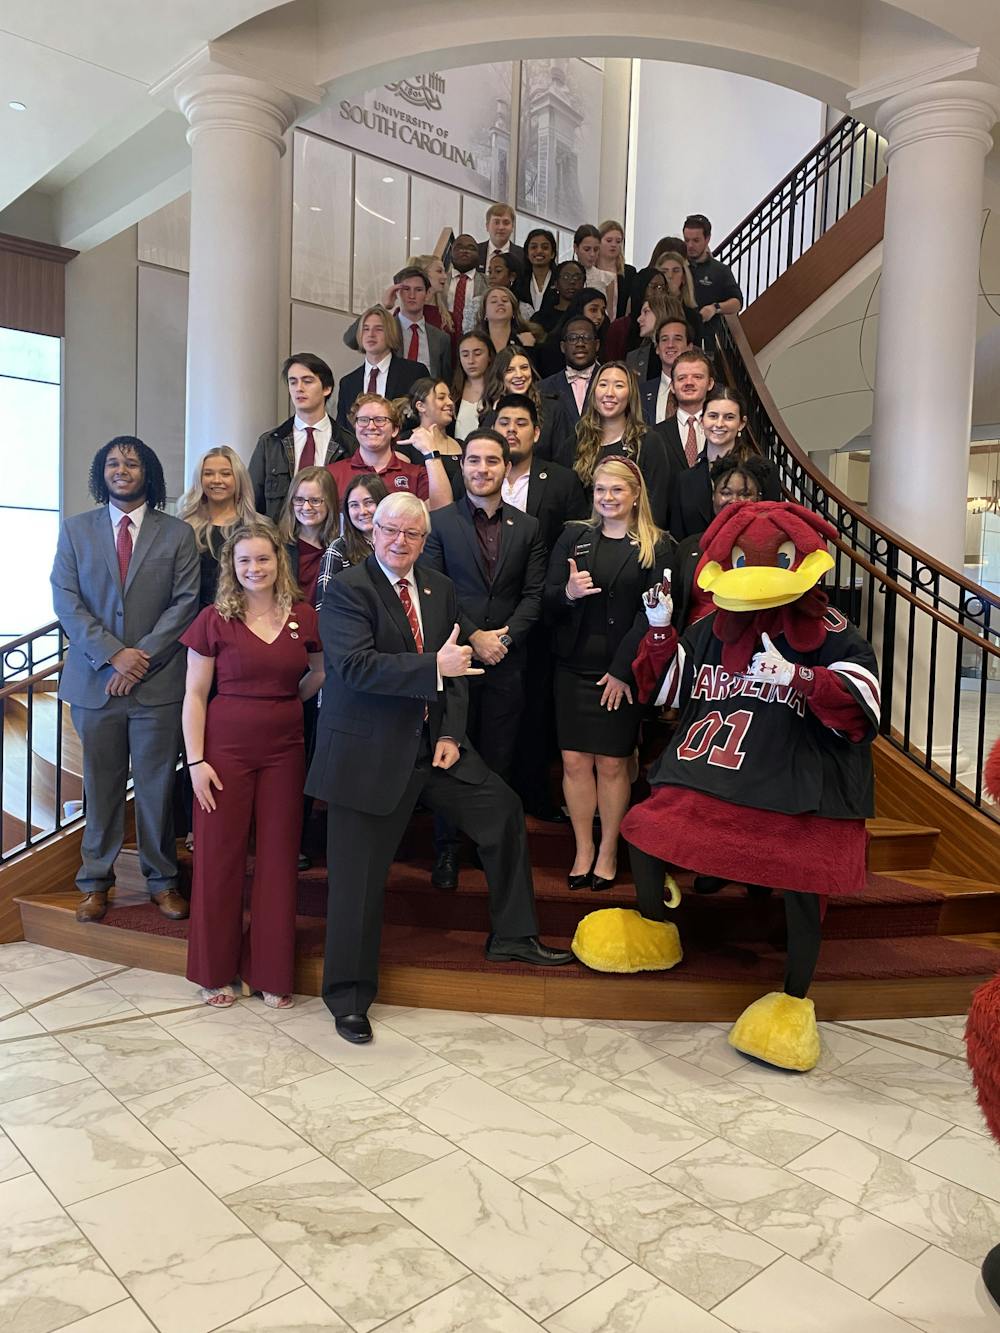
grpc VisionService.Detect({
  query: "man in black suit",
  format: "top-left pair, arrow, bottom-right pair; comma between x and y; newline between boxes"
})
250,353 -> 356,520
539,317 -> 601,426
335,306 -> 428,428
307,491 -> 572,1042
422,428 -> 547,886
477,202 -> 525,278
639,316 -> 692,427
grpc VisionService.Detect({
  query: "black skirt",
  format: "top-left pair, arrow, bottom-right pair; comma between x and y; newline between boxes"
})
554,663 -> 641,757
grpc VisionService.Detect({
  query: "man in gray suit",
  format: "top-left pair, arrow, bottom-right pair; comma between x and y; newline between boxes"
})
51,437 -> 200,922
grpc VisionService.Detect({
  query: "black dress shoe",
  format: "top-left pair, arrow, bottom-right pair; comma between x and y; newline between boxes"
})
567,867 -> 594,891
485,935 -> 574,966
431,849 -> 459,889
591,870 -> 617,892
335,1013 -> 373,1043
693,875 -> 728,895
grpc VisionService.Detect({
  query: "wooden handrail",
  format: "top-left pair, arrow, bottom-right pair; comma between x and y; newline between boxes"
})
2,622 -> 60,655
0,660 -> 64,702
722,312 -> 1000,611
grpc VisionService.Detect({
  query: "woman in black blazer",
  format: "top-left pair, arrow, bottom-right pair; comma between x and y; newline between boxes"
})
545,458 -> 674,892
669,385 -> 780,540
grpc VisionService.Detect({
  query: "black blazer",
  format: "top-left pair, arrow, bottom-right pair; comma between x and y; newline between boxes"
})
639,376 -> 669,427
305,556 -> 488,815
422,501 -> 546,650
335,356 -> 429,428
612,263 -> 638,319
669,453 -> 781,541
524,457 -> 589,554
538,367 -> 598,427
479,395 -> 576,471
477,240 -> 525,277
544,526 -> 675,684
670,532 -> 704,633
590,433 -> 676,533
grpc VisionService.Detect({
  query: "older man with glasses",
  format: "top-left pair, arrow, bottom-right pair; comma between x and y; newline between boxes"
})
307,490 -> 573,1044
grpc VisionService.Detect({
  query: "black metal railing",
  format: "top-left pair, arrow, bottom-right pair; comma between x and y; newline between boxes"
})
714,116 -> 886,307
1,621 -> 83,862
716,315 -> 1000,817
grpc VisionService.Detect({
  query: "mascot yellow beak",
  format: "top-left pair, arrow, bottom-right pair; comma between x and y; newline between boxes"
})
697,549 -> 833,611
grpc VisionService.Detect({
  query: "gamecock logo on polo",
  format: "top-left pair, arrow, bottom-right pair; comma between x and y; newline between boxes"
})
394,476 -> 410,489
385,73 -> 446,112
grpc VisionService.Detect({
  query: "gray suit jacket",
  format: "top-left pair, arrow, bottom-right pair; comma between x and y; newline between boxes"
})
51,506 -> 200,709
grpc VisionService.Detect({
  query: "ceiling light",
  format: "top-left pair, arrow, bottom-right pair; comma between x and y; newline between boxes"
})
309,205 -> 322,212
382,176 -> 394,183
8,101 -> 26,112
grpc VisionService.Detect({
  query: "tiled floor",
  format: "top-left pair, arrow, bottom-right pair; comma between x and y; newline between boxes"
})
0,941 -> 996,1332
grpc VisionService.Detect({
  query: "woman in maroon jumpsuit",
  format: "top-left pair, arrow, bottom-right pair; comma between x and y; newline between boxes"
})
181,519 -> 324,1008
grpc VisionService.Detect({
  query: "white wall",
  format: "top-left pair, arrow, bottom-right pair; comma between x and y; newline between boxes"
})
628,61 -> 825,266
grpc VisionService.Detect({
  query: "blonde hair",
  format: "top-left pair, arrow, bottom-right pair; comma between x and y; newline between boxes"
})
475,288 -> 541,344
408,253 -> 454,333
586,458 -> 662,568
574,361 -> 648,487
656,250 -> 697,309
598,219 -> 626,277
214,519 -> 301,621
278,466 -> 341,547
486,202 -> 515,223
177,446 -> 256,552
358,304 -> 402,356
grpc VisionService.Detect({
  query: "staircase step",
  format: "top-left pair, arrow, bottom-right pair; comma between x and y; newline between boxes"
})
893,870 -> 1000,935
866,818 -> 940,871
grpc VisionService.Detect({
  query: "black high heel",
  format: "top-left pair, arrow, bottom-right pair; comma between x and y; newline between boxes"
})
568,857 -> 596,890
591,868 -> 617,892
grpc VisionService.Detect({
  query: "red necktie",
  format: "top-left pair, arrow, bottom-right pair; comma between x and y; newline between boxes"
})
684,416 -> 699,467
300,425 -> 316,469
406,324 -> 420,361
116,515 -> 133,585
396,579 -> 423,652
367,365 -> 378,393
453,273 -> 468,331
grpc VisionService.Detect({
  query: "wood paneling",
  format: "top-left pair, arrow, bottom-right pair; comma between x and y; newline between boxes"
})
0,232 -> 78,338
741,176 -> 886,353
0,825 -> 85,942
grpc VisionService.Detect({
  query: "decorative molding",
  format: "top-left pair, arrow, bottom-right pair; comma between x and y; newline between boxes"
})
0,232 -> 77,265
875,81 -> 1000,158
148,42 -> 322,113
849,47 -> 1000,114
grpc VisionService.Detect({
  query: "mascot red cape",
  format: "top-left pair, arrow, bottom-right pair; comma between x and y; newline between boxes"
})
572,500 -> 882,1071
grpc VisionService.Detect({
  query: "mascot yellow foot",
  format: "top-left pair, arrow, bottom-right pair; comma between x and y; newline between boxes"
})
728,992 -> 820,1072
572,908 -> 682,973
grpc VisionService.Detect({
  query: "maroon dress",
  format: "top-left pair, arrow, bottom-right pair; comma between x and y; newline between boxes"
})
181,602 -> 320,994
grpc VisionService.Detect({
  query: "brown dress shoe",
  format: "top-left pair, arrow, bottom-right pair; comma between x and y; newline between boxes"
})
151,889 -> 189,920
76,892 -> 108,923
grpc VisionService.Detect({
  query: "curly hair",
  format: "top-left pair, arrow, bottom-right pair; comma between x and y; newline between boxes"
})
574,361 -> 648,486
214,518 -> 301,622
88,436 -> 167,509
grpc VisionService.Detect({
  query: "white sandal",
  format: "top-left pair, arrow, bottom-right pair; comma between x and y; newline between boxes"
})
262,992 -> 294,1009
200,985 -> 236,1007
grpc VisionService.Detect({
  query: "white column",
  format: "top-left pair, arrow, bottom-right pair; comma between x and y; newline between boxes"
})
175,72 -> 296,472
868,80 -> 1000,567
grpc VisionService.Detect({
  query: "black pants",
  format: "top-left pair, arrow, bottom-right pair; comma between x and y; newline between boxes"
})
629,844 -> 823,998
435,655 -> 525,851
324,757 -> 539,1016
511,626 -> 558,815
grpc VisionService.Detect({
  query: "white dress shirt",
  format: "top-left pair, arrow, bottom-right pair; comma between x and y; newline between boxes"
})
584,266 -> 616,298
501,469 -> 531,511
676,406 -> 705,455
377,557 -> 445,692
108,501 -> 146,539
529,271 -> 552,311
292,413 -> 333,470
362,352 -> 392,398
455,398 -> 480,442
448,271 -> 479,334
655,373 -> 672,424
398,315 -> 429,369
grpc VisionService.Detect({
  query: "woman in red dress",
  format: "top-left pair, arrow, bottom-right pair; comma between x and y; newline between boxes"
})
181,519 -> 324,1008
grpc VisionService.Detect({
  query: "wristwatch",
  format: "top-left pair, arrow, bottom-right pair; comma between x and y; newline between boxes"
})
423,450 -> 442,461
714,302 -> 722,314
498,633 -> 513,648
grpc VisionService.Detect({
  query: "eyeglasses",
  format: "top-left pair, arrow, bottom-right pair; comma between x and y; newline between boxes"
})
375,522 -> 425,543
356,416 -> 392,429
292,497 -> 326,510
564,332 -> 596,344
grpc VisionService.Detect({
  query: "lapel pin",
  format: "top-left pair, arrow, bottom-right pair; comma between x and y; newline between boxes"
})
422,587 -> 431,595
506,518 -> 513,525
539,471 -> 547,479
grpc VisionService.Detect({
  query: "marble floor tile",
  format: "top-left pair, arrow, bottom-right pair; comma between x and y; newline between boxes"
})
729,1062 -> 953,1157
255,1067 -> 455,1188
657,1137 -> 925,1296
376,1274 -> 542,1331
68,1165 -> 300,1333
0,1009 -> 46,1038
56,1018 -> 213,1101
0,942 -> 80,977
380,1008 -> 559,1085
835,1048 -> 987,1136
215,1287 -> 347,1330
944,1056 -> 973,1082
1,958 -> 114,1007
48,1300 -> 157,1331
101,967 -> 205,1015
0,1172 -> 125,1333
618,1055 -> 835,1166
872,1245 -> 998,1331
22,983 -> 142,1035
0,1127 -> 31,1183
912,1014 -> 968,1042
0,1035 -> 89,1106
0,981 -> 22,1020
789,1131 -> 1000,1264
242,994 -> 327,1024
912,1125 -> 1000,1202
813,1023 -> 874,1072
503,1059 -> 708,1172
376,1150 -> 629,1321
835,1017 -> 966,1066
543,1263 -> 739,1332
712,1253 -> 915,1332
227,1156 -> 467,1332
484,1014 -> 665,1079
638,1020 -> 760,1076
128,1072 -> 319,1196
382,1064 -> 586,1178
519,1143 -> 779,1310
277,1011 -> 446,1091
155,1004 -> 331,1096
0,1076 -> 176,1206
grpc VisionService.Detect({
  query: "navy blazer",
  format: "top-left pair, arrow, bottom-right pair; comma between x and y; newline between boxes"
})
538,367 -> 598,427
305,557 -> 488,814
